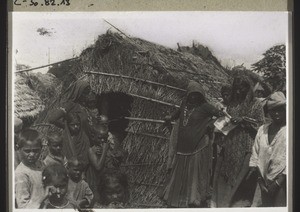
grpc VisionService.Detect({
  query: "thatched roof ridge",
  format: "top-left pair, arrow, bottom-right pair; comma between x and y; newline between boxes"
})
14,74 -> 45,120
81,32 -> 230,101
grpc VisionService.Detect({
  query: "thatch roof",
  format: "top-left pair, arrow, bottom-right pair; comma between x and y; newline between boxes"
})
28,72 -> 62,105
81,32 -> 230,101
14,74 -> 45,120
37,31 -> 232,207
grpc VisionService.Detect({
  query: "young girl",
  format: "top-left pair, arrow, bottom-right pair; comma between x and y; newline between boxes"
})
94,169 -> 129,208
40,164 -> 77,209
249,92 -> 286,207
163,81 -> 224,208
15,129 -> 46,208
66,158 -> 94,209
62,112 -> 90,170
43,131 -> 67,167
86,122 -> 110,203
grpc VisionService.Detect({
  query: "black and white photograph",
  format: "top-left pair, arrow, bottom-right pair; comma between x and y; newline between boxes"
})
11,11 -> 290,211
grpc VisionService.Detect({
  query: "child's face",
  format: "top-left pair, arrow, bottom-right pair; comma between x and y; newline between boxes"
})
68,164 -> 82,182
222,91 -> 230,103
97,132 -> 109,145
20,141 -> 41,166
48,138 -> 63,156
48,177 -> 68,204
68,120 -> 81,136
104,180 -> 126,204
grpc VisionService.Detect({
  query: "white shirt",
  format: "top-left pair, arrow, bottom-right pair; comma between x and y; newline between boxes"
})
249,124 -> 286,182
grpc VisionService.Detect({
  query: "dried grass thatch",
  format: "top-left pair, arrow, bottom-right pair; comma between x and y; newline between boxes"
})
36,31 -> 231,207
28,72 -> 63,105
14,73 -> 45,122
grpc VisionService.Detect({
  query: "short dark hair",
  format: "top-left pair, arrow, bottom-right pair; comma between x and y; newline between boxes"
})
67,157 -> 84,170
97,169 -> 129,205
17,128 -> 42,148
42,164 -> 69,186
66,112 -> 80,124
47,131 -> 62,145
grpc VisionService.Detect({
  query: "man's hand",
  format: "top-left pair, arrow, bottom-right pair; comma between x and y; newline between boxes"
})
258,178 -> 268,193
267,181 -> 280,196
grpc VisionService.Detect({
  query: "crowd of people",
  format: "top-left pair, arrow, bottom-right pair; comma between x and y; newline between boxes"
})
14,74 -> 287,209
14,80 -> 128,209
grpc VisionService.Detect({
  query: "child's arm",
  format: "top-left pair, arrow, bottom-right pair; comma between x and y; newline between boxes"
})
78,181 -> 94,208
15,173 -> 39,208
15,173 -> 49,208
47,102 -> 76,128
88,144 -> 109,171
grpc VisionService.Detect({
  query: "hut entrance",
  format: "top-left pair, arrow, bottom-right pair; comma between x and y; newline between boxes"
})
96,92 -> 133,142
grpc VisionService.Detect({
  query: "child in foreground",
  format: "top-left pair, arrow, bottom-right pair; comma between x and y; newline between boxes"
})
15,129 -> 46,208
94,169 -> 129,208
43,131 -> 67,167
40,164 -> 77,209
66,158 -> 94,209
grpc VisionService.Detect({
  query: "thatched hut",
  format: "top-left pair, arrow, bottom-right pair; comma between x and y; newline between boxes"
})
36,31 -> 231,207
14,73 -> 45,127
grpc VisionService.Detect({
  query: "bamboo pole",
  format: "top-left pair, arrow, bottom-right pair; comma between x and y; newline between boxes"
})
128,93 -> 180,108
15,57 -> 79,73
124,117 -> 175,125
126,130 -> 169,140
129,181 -> 164,187
85,71 -> 186,92
121,163 -> 163,167
31,123 -> 55,128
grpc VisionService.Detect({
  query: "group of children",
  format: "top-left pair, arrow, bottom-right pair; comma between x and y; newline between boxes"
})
14,122 -> 128,209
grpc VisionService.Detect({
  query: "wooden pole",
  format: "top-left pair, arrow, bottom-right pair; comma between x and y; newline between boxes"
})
85,71 -> 186,92
128,93 -> 180,108
124,116 -> 175,125
126,130 -> 169,140
15,57 -> 79,73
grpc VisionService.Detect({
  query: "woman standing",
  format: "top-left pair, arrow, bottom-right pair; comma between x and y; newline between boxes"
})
163,81 -> 223,208
212,75 -> 265,207
45,79 -> 97,167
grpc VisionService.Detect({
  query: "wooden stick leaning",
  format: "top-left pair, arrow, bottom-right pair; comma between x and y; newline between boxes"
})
85,71 -> 186,92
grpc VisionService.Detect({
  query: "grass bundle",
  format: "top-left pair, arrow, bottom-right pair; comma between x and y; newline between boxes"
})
14,74 -> 45,121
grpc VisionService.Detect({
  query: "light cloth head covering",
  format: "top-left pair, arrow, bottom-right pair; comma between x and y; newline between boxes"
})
253,82 -> 264,92
266,91 -> 286,110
